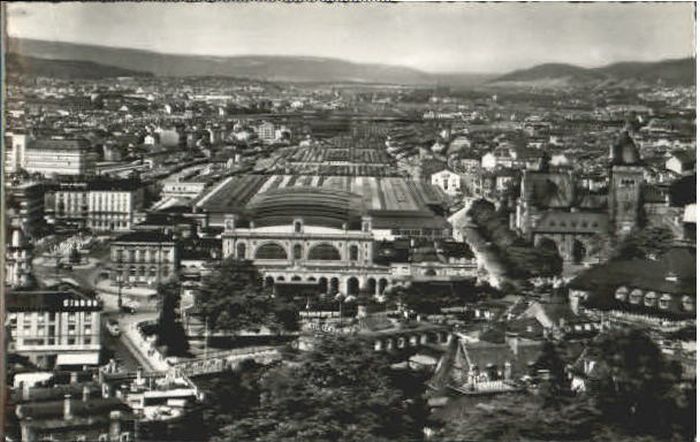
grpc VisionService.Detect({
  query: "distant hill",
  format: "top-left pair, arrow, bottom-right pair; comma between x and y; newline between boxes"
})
8,37 -> 692,88
7,37 -> 436,85
492,58 -> 695,88
6,53 -> 153,79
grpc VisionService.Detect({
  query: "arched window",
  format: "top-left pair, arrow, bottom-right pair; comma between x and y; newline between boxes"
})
293,244 -> 303,260
236,242 -> 246,260
349,245 -> 359,261
255,243 -> 288,260
681,295 -> 695,312
629,289 -> 643,304
614,286 -> 628,301
644,291 -> 657,307
308,243 -> 341,260
294,220 -> 302,233
659,293 -> 672,310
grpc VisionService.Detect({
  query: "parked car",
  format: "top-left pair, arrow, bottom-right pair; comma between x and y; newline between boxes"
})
120,300 -> 139,314
106,320 -> 121,336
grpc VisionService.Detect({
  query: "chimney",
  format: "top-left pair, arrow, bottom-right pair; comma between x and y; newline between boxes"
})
70,372 -> 79,384
63,395 -> 72,420
82,385 -> 90,402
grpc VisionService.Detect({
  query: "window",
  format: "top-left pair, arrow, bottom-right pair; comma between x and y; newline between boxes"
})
98,434 -> 109,442
67,338 -> 76,345
644,292 -> 657,307
681,296 -> 695,312
294,221 -> 302,233
349,245 -> 359,261
293,244 -> 303,260
659,294 -> 672,310
255,243 -> 288,260
629,289 -> 643,305
614,286 -> 628,301
307,243 -> 341,261
236,243 -> 246,259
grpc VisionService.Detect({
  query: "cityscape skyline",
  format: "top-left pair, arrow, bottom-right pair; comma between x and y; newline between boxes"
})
6,2 -> 696,73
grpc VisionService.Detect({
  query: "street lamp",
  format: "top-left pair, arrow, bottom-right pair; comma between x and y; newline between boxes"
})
116,271 -> 123,309
114,256 -> 124,309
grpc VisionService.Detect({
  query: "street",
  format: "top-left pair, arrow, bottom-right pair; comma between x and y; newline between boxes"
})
450,205 -> 510,289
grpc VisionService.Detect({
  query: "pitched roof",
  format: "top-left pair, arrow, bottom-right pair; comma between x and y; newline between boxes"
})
521,171 -> 576,208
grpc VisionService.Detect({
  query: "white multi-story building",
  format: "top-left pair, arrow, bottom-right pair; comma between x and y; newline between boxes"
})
255,121 -> 276,144
431,169 -> 462,196
48,179 -> 144,231
6,290 -> 103,368
23,137 -> 97,177
4,132 -> 28,173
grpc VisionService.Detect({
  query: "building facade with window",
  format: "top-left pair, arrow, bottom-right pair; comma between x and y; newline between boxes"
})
568,246 -> 696,332
221,188 -> 394,296
6,290 -> 102,368
430,169 -> 462,196
23,137 -> 97,177
46,179 -> 144,231
110,231 -> 178,286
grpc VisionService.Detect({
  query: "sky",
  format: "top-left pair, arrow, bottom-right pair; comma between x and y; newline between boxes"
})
5,2 -> 696,73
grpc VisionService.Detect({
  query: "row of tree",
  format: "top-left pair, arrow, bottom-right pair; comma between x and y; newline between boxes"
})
468,199 -> 563,277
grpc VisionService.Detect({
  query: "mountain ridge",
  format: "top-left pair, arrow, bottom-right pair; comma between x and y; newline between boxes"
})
6,53 -> 153,79
492,58 -> 695,87
7,37 -> 695,87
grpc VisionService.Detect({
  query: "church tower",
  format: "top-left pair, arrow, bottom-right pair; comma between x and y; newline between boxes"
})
609,130 -> 644,236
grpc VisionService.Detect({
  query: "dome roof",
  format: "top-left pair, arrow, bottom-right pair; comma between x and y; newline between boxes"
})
246,187 -> 365,229
611,131 -> 641,166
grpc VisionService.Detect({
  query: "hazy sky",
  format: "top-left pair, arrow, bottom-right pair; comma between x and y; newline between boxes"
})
6,2 -> 696,73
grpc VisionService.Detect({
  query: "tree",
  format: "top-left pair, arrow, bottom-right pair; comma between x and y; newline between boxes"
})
198,258 -> 299,333
435,393 -> 602,442
156,281 -> 190,356
532,339 -> 570,405
214,335 -> 431,442
586,328 -> 687,439
197,359 -> 265,439
612,226 -> 674,261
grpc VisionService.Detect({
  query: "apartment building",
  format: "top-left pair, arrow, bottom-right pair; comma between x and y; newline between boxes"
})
6,290 -> 103,369
24,137 -> 97,177
46,179 -> 144,232
110,231 -> 179,286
